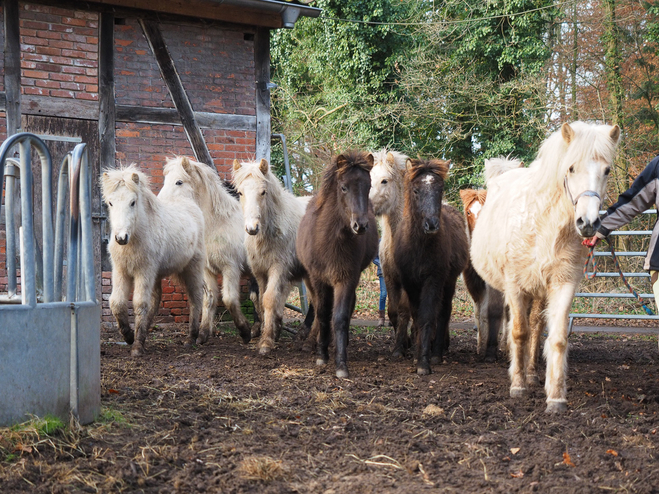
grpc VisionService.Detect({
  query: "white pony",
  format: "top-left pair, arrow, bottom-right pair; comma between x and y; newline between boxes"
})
101,164 -> 206,356
368,149 -> 413,356
232,158 -> 310,354
158,157 -> 252,345
471,122 -> 620,413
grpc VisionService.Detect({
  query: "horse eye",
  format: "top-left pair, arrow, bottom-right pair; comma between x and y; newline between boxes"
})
466,211 -> 471,216
108,201 -> 112,207
261,190 -> 266,196
238,191 -> 243,196
176,180 -> 183,186
604,167 -> 611,176
341,185 -> 348,193
130,200 -> 136,207
381,179 -> 388,185
569,166 -> 575,173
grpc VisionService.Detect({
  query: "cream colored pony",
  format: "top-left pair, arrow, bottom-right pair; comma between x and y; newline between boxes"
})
471,122 -> 620,413
232,158 -> 310,354
101,164 -> 206,356
368,149 -> 412,356
158,157 -> 252,345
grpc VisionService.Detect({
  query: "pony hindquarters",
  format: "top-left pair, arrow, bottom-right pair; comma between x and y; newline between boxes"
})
102,165 -> 205,356
160,156 -> 252,345
297,151 -> 378,378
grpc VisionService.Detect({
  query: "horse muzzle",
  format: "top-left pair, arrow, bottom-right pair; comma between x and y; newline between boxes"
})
115,233 -> 129,245
245,224 -> 260,235
576,217 -> 601,238
351,219 -> 369,235
423,219 -> 440,234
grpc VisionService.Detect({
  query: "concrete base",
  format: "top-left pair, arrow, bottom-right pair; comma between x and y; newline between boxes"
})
0,301 -> 100,426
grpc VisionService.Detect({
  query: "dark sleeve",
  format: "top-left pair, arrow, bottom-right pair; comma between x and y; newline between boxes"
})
599,157 -> 659,236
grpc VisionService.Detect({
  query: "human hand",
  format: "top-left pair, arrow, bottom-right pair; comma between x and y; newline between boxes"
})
581,236 -> 600,247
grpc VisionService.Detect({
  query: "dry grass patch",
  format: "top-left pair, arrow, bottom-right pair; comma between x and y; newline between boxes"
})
270,365 -> 315,379
238,456 -> 288,482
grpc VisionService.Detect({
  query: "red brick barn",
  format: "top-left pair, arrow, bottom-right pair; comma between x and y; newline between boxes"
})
0,0 -> 320,326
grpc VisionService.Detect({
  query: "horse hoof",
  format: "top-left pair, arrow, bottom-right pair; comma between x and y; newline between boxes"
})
392,347 -> 404,359
196,332 -> 209,345
336,365 -> 349,379
130,344 -> 144,357
316,358 -> 328,366
239,328 -> 252,344
251,323 -> 262,339
484,355 -> 496,364
417,366 -> 431,376
545,400 -> 568,414
510,386 -> 527,398
258,345 -> 272,356
430,356 -> 442,366
122,330 -> 135,345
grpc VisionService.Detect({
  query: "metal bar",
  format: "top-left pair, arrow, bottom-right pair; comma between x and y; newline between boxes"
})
585,272 -> 649,278
569,313 -> 659,320
34,134 -> 82,143
19,140 -> 36,306
593,251 -> 646,257
73,144 -> 96,302
54,154 -> 71,301
574,292 -> 654,298
4,159 -> 19,298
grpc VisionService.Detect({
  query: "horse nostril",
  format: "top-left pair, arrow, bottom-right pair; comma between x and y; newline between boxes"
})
593,218 -> 602,231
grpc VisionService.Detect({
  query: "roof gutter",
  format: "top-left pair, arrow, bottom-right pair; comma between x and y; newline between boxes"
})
212,0 -> 321,28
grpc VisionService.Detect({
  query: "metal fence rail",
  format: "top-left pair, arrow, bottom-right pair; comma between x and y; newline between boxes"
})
569,209 -> 659,331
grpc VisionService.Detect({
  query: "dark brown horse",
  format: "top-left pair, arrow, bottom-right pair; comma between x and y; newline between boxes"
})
296,150 -> 378,378
393,158 -> 469,375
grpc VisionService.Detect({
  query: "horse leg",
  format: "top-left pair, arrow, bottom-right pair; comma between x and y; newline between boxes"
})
249,275 -> 262,339
257,270 -> 288,355
431,282 -> 454,365
199,269 -> 219,345
131,276 -> 158,357
109,269 -> 134,345
543,283 -> 576,413
485,287 -> 505,363
299,301 -> 315,343
221,264 -> 252,344
332,282 -> 357,379
180,257 -> 205,347
526,295 -> 546,386
312,282 -> 334,366
413,285 -> 437,376
507,290 -> 532,398
302,282 -> 319,353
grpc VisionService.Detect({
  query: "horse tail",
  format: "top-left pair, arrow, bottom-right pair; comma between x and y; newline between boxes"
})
484,156 -> 523,185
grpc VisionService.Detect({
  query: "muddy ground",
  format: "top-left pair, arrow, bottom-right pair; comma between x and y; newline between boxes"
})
1,321 -> 658,493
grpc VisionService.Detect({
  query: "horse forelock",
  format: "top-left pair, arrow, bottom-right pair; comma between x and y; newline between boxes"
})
406,159 -> 449,184
101,164 -> 151,202
533,121 -> 618,190
371,148 -> 408,177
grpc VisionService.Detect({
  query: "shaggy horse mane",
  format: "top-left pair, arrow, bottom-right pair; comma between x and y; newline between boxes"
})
460,188 -> 487,209
318,150 -> 374,201
405,158 -> 450,183
165,156 -> 237,218
101,164 -> 158,211
371,148 -> 408,176
530,121 -> 619,192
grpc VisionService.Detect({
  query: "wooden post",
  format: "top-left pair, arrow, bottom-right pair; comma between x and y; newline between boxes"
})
4,0 -> 21,135
139,19 -> 214,168
255,27 -> 271,162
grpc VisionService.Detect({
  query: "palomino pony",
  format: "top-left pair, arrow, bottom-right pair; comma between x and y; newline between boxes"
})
232,158 -> 311,355
460,187 -> 505,361
393,158 -> 469,375
297,151 -> 378,378
368,149 -> 412,357
471,122 -> 620,413
158,157 -> 252,345
101,165 -> 206,356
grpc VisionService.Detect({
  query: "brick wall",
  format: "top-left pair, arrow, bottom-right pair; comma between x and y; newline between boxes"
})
0,3 -> 259,328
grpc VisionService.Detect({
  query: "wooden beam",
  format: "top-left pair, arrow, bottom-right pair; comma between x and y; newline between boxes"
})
99,12 -> 116,171
88,0 -> 283,28
116,105 -> 256,131
22,95 -> 99,120
139,19 -> 214,168
254,26 -> 271,162
4,0 -> 21,135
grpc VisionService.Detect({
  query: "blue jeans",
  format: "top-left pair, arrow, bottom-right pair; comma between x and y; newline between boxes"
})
373,255 -> 387,311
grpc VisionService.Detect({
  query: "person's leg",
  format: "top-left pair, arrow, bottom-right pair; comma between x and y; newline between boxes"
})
651,271 -> 659,351
378,273 -> 387,326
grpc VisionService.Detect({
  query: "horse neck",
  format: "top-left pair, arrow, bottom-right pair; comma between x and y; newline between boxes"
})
530,169 -> 579,244
262,178 -> 294,237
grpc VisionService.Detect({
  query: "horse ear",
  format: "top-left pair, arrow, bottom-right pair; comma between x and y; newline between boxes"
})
405,159 -> 415,172
459,189 -> 472,205
181,156 -> 192,173
131,173 -> 139,184
435,160 -> 450,179
336,154 -> 348,169
609,125 -> 621,144
259,158 -> 269,174
232,159 -> 241,172
364,153 -> 374,170
386,152 -> 395,165
561,123 -> 575,144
